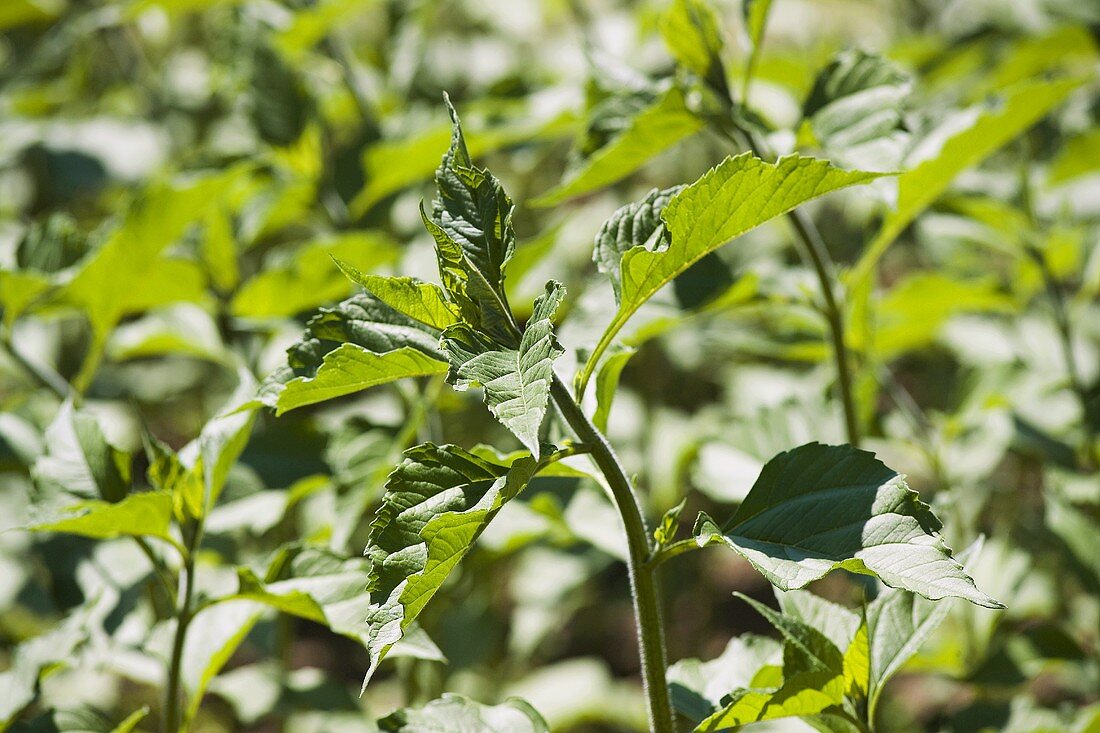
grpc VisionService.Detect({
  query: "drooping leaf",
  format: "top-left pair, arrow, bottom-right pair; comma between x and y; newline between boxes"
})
850,77 -> 1080,286
26,491 -> 174,544
579,154 -> 882,394
361,443 -> 537,687
32,401 -> 130,502
693,442 -> 1001,607
333,259 -> 461,330
532,85 -> 703,206
379,694 -> 549,733
802,50 -> 911,170
660,0 -> 726,92
423,95 -> 519,346
443,281 -> 565,459
592,186 -> 684,302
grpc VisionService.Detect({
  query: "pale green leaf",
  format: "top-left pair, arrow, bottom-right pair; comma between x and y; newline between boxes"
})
33,401 -> 130,502
361,444 -> 536,688
379,694 -> 549,733
742,0 -> 773,90
802,50 -> 911,170
443,281 -> 565,459
668,634 -> 782,723
26,491 -> 173,544
776,589 -> 860,653
694,442 -> 1001,607
182,599 -> 266,724
850,77 -> 1081,286
1049,128 -> 1100,185
0,269 -> 50,329
230,232 -> 398,318
695,594 -> 846,731
349,108 -> 574,217
865,584 -> 952,719
843,621 -> 869,699
592,344 -> 635,432
333,259 -> 461,330
532,85 -> 703,206
660,0 -> 725,87
653,498 -> 686,549
579,154 -> 882,394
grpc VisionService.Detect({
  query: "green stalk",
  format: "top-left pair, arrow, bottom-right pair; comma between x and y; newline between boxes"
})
164,522 -> 202,733
549,375 -> 674,733
716,121 -> 861,446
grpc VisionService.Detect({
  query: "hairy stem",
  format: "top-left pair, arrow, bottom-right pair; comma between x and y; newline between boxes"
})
549,375 -> 674,733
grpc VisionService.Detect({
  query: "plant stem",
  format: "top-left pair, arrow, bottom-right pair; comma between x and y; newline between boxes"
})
0,331 -> 72,401
164,524 -> 201,733
647,538 -> 699,569
549,375 -> 675,733
717,121 -> 861,446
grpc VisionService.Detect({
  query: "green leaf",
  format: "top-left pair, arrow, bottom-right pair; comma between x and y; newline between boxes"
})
423,95 -> 519,347
26,491 -> 174,544
361,443 -> 536,688
660,0 -> 725,90
695,594 -> 846,731
532,85 -> 704,206
9,706 -> 149,733
230,232 -> 398,318
276,344 -> 449,415
33,401 -> 131,502
349,107 -> 574,217
269,292 -> 451,414
0,269 -> 50,329
333,259 -> 462,330
379,694 -> 549,733
865,582 -> 955,719
593,186 -> 684,302
693,442 -> 1001,607
1049,127 -> 1100,185
181,599 -> 266,724
668,634 -> 782,723
776,589 -> 860,653
653,498 -> 686,549
579,154 -> 882,394
592,344 -> 635,432
802,50 -> 911,170
849,77 -> 1080,286
442,281 -> 565,459
843,621 -> 870,699
741,0 -> 773,90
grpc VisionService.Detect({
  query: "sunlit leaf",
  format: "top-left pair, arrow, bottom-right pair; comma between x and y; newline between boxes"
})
361,443 -> 536,687
694,442 -> 1001,606
33,401 -> 130,502
26,491 -> 174,544
580,154 -> 882,394
532,85 -> 703,206
592,186 -> 684,302
379,694 -> 549,733
181,599 -> 266,723
443,281 -> 565,458
850,77 -> 1081,286
333,259 -> 461,330
660,0 -> 726,92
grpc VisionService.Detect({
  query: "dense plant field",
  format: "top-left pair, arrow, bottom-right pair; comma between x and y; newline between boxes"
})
1,0 -> 1098,731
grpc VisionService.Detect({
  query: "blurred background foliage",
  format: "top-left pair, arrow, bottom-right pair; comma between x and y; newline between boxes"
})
0,0 -> 1098,731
